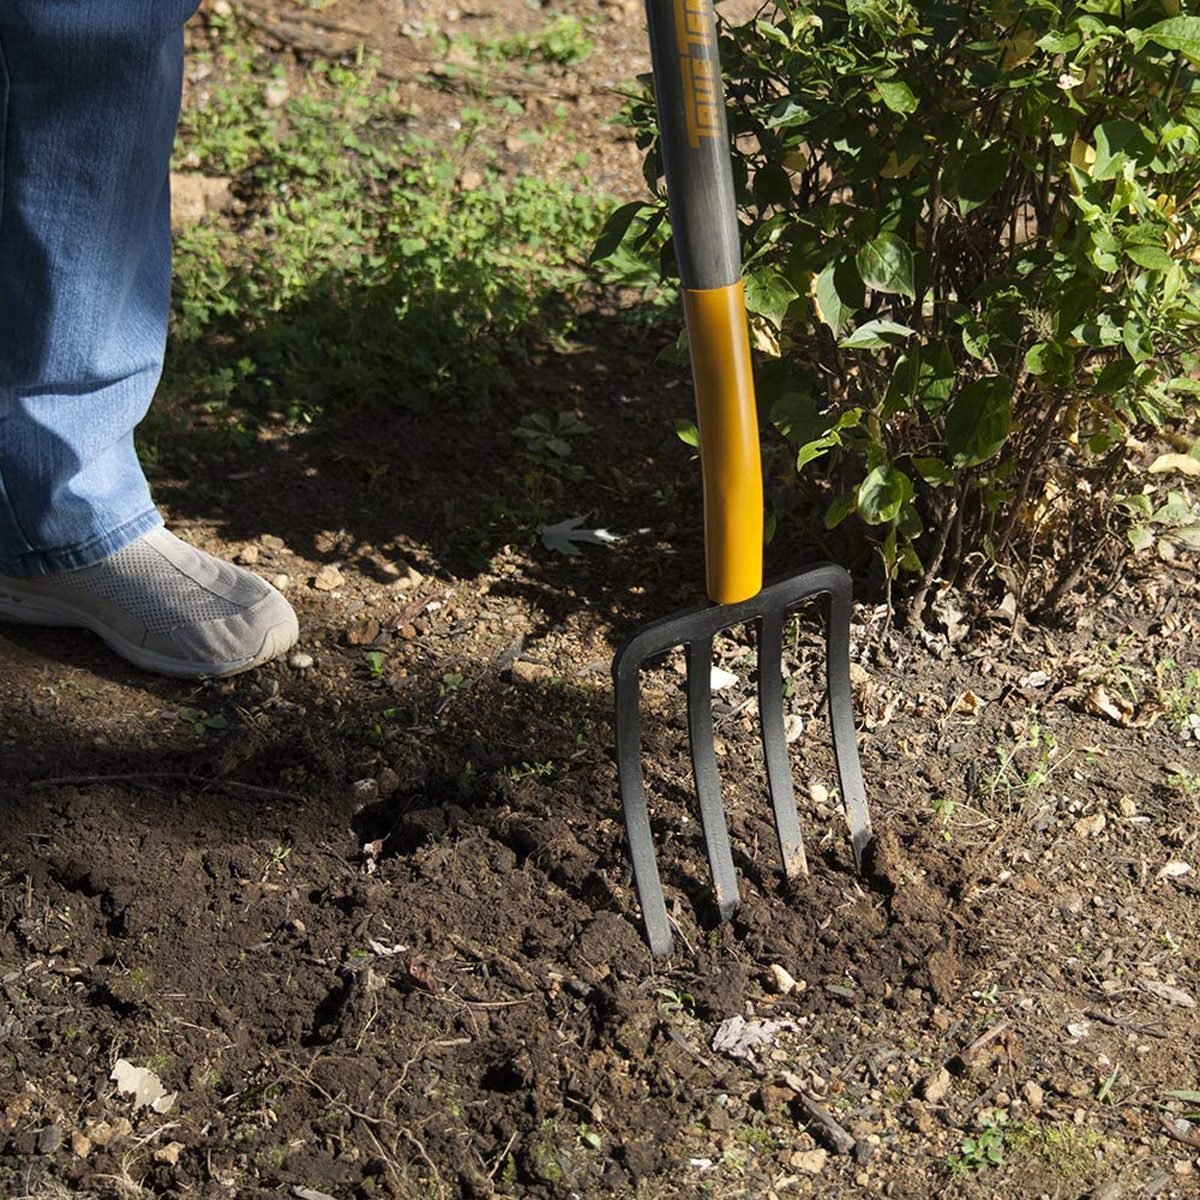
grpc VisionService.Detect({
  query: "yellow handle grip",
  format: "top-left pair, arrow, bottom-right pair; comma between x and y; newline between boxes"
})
682,281 -> 763,605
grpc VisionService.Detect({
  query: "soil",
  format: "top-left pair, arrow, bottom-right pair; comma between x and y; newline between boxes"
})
2,2 -> 1199,1199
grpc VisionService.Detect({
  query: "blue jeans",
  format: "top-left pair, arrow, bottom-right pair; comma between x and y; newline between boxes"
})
0,1 -> 199,578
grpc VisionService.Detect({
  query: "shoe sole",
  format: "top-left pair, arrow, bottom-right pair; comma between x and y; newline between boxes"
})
0,585 -> 299,679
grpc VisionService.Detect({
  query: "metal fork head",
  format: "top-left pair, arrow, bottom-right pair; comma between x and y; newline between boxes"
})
612,563 -> 873,957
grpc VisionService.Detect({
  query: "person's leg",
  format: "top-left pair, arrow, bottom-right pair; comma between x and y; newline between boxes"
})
0,2 -> 299,678
0,0 -> 197,578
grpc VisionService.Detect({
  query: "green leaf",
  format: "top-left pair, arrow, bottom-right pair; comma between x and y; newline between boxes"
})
814,259 -> 864,332
913,456 -> 954,487
1095,357 -> 1137,395
857,465 -> 914,525
856,232 -> 916,299
744,269 -> 799,329
1024,341 -> 1072,378
877,80 -> 918,115
955,144 -> 1009,216
944,377 -> 1012,466
795,408 -> 863,470
839,319 -> 915,350
1092,120 -> 1146,182
588,201 -> 650,264
1127,525 -> 1155,552
1165,1090 -> 1200,1103
824,492 -> 857,530
1140,17 -> 1200,64
673,418 -> 699,447
1124,243 -> 1174,272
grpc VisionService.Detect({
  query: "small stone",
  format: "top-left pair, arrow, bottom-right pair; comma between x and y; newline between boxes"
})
1023,1081 -> 1045,1110
920,1067 -> 952,1104
36,1125 -> 62,1154
260,534 -> 286,551
353,778 -> 379,803
378,767 -> 401,796
71,1131 -> 91,1158
905,1099 -> 935,1134
389,563 -> 424,591
346,617 -> 381,646
790,1148 -> 827,1174
784,714 -> 804,743
169,172 -> 233,227
154,1141 -> 185,1166
263,79 -> 291,108
1074,812 -> 1107,837
1175,1159 -> 1195,1176
511,659 -> 553,684
289,652 -> 314,670
459,168 -> 485,191
313,564 -> 346,591
1059,889 -> 1085,917
271,573 -> 290,592
809,782 -> 829,806
767,964 -> 799,995
236,544 -> 259,565
1118,797 -> 1137,817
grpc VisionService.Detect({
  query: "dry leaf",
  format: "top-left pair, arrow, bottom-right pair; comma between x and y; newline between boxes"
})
400,954 -> 438,994
711,1015 -> 799,1065
110,1060 -> 177,1113
1157,861 -> 1191,881
1142,979 -> 1195,1009
951,689 -> 984,717
1148,453 -> 1200,477
1085,686 -> 1133,727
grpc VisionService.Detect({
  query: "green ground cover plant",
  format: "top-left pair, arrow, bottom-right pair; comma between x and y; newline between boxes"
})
603,0 -> 1200,617
166,24 -> 610,430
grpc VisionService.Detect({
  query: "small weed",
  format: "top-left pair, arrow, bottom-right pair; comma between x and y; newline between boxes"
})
931,794 -> 956,842
948,1110 -> 1011,1174
578,1122 -> 602,1151
655,986 -> 698,1017
363,651 -> 387,679
984,724 -> 1068,808
506,760 -> 556,783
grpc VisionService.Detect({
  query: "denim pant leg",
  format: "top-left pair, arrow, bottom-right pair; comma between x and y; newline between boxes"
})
0,0 -> 200,578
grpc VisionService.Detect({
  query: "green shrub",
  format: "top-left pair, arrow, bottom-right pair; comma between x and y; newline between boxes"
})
606,0 -> 1200,617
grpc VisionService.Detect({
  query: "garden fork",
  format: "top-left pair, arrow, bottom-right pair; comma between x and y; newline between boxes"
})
613,0 -> 873,957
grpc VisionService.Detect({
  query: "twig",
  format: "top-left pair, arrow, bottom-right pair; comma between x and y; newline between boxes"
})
957,1020 -> 1011,1067
487,1130 -> 519,1181
31,772 -> 309,804
1083,1008 -> 1167,1040
783,1074 -> 856,1155
1161,1113 -> 1200,1151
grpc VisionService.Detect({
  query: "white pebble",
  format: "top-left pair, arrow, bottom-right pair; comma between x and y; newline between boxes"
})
289,652 -> 314,670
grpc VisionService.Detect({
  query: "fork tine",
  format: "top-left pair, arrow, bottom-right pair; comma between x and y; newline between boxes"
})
685,637 -> 739,921
824,577 -> 873,870
756,613 -> 808,881
613,646 -> 674,958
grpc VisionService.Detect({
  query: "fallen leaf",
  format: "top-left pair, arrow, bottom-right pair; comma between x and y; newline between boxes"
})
1157,861 -> 1191,881
711,1015 -> 798,1065
1085,686 -> 1133,727
1142,979 -> 1195,1009
400,954 -> 438,994
154,1141 -> 185,1165
710,666 -> 738,691
110,1060 -> 177,1114
536,516 -> 621,556
1148,453 -> 1200,477
951,689 -> 984,717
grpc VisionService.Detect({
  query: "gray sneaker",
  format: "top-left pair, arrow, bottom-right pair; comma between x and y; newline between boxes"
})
0,527 -> 299,678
